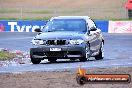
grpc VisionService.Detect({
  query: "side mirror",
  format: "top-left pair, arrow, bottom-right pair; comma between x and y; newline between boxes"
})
90,27 -> 97,31
34,28 -> 42,32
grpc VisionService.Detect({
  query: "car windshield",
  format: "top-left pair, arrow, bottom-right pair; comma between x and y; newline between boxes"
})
43,19 -> 87,32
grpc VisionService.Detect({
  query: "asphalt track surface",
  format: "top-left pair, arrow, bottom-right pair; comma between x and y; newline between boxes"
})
0,32 -> 132,73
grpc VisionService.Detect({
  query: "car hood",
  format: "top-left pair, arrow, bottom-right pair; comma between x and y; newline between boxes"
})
34,31 -> 86,40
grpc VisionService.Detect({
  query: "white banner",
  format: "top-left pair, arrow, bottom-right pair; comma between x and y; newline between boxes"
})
108,21 -> 132,33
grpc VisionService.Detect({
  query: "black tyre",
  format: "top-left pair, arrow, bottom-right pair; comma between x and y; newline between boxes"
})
48,58 -> 57,63
95,42 -> 104,60
79,57 -> 87,62
31,58 -> 41,64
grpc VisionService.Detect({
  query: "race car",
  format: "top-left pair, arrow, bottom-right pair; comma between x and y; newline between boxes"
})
30,16 -> 104,64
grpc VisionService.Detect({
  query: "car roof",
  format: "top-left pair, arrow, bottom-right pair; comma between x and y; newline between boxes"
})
50,16 -> 90,20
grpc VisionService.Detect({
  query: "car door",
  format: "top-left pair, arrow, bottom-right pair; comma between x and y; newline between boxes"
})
87,19 -> 102,53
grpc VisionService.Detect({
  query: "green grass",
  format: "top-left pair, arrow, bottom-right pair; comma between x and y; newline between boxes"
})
0,9 -> 19,13
0,9 -> 51,14
26,10 -> 51,14
92,18 -> 132,21
0,51 -> 16,61
0,17 -> 132,21
0,17 -> 51,21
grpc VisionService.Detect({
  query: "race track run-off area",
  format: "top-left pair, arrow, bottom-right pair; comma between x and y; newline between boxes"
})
0,32 -> 132,73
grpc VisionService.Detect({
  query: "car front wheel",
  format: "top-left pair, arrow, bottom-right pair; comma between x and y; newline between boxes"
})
31,58 -> 41,64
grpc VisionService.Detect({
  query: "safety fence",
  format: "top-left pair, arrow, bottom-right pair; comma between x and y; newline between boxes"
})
0,20 -> 132,33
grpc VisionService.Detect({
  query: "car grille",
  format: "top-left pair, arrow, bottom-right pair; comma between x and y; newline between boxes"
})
46,40 -> 66,45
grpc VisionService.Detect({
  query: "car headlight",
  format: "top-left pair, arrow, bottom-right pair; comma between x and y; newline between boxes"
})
32,39 -> 45,45
69,39 -> 84,45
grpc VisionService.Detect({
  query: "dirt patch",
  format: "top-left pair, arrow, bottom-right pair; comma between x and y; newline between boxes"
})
0,67 -> 131,88
0,0 -> 127,9
0,0 -> 128,19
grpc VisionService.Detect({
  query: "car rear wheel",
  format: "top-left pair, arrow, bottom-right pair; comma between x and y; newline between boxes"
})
31,58 -> 41,64
95,42 -> 104,60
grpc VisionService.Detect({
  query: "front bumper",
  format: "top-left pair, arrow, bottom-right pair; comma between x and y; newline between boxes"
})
30,45 -> 86,59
